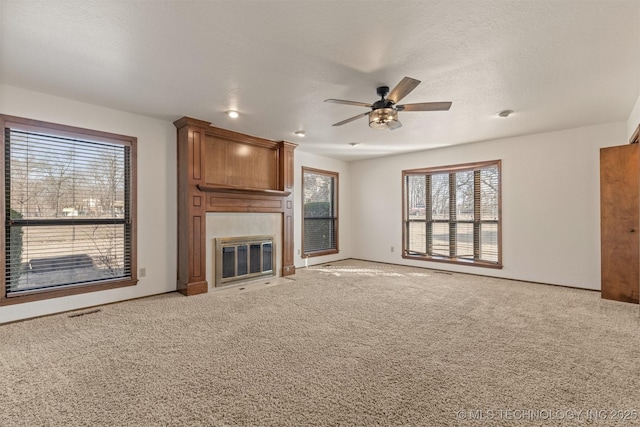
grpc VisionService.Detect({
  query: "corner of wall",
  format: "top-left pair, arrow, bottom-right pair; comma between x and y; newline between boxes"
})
628,90 -> 640,141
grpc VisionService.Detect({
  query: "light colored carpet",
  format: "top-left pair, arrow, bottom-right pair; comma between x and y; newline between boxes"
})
1,259 -> 639,426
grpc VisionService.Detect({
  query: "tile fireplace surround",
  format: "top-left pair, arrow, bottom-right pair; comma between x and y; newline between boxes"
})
206,213 -> 282,290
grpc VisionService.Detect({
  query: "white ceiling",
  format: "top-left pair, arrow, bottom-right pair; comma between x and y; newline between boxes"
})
1,0 -> 639,161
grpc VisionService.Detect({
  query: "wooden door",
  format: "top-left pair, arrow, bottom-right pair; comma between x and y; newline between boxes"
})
600,144 -> 640,303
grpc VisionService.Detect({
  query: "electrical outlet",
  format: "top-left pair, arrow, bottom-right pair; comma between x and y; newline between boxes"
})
139,267 -> 147,278
297,249 -> 301,255
391,246 -> 394,252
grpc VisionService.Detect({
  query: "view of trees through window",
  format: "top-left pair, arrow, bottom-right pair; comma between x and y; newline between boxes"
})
3,119 -> 135,297
302,167 -> 338,256
403,161 -> 501,266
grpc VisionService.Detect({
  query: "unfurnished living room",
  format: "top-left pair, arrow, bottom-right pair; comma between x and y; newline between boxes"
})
1,1 -> 640,426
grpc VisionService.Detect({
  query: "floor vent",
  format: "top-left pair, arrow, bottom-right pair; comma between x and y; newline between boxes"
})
68,309 -> 101,318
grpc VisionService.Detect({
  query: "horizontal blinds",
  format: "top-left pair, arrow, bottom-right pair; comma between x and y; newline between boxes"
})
7,129 -> 127,219
403,162 -> 500,264
479,166 -> 499,262
303,170 -> 337,253
303,218 -> 337,253
455,170 -> 474,259
429,173 -> 449,256
405,175 -> 427,254
5,128 -> 131,294
430,173 -> 449,220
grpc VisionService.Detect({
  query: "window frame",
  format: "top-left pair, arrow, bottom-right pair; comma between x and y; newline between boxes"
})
0,115 -> 137,306
402,159 -> 502,269
302,166 -> 339,257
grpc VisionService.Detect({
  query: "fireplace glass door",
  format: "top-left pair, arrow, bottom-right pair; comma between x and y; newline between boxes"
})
216,235 -> 275,286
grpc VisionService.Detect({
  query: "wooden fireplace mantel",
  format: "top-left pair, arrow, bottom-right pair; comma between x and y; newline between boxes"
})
174,116 -> 297,296
197,184 -> 291,197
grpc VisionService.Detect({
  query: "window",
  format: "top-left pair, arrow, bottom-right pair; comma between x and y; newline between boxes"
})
302,167 -> 338,257
403,160 -> 501,268
1,115 -> 137,305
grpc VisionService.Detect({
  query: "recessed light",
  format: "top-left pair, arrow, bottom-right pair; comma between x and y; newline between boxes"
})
294,131 -> 305,137
497,109 -> 513,118
226,110 -> 239,119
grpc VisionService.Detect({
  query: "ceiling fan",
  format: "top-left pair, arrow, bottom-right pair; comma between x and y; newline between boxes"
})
325,76 -> 452,130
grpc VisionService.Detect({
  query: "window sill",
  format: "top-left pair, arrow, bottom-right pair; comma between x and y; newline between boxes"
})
0,278 -> 138,306
303,249 -> 339,258
402,253 -> 503,269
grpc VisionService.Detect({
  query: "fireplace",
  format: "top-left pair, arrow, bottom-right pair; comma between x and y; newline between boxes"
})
206,212 -> 282,289
215,235 -> 275,286
175,117 -> 296,296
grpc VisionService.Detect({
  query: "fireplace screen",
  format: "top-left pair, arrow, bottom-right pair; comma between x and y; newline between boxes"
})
215,235 -> 275,286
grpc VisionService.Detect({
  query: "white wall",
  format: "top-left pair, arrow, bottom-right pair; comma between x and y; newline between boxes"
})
350,121 -> 627,290
0,85 -> 177,323
294,150 -> 352,268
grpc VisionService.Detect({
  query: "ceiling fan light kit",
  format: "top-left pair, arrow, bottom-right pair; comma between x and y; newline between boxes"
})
369,108 -> 399,129
325,76 -> 452,131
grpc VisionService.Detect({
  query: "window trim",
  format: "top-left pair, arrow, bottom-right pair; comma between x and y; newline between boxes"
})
402,159 -> 502,269
0,114 -> 138,306
302,166 -> 339,257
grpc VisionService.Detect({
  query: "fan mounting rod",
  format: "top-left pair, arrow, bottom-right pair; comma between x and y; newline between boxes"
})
376,86 -> 389,99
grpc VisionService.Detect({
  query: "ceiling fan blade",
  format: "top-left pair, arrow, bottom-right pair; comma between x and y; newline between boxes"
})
324,99 -> 372,108
387,119 -> 402,130
396,102 -> 452,112
387,77 -> 421,104
332,111 -> 371,126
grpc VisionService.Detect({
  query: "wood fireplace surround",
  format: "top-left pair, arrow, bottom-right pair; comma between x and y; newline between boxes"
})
174,117 -> 296,296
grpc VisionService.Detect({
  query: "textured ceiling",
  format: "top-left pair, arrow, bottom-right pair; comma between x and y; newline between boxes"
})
1,0 -> 639,161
